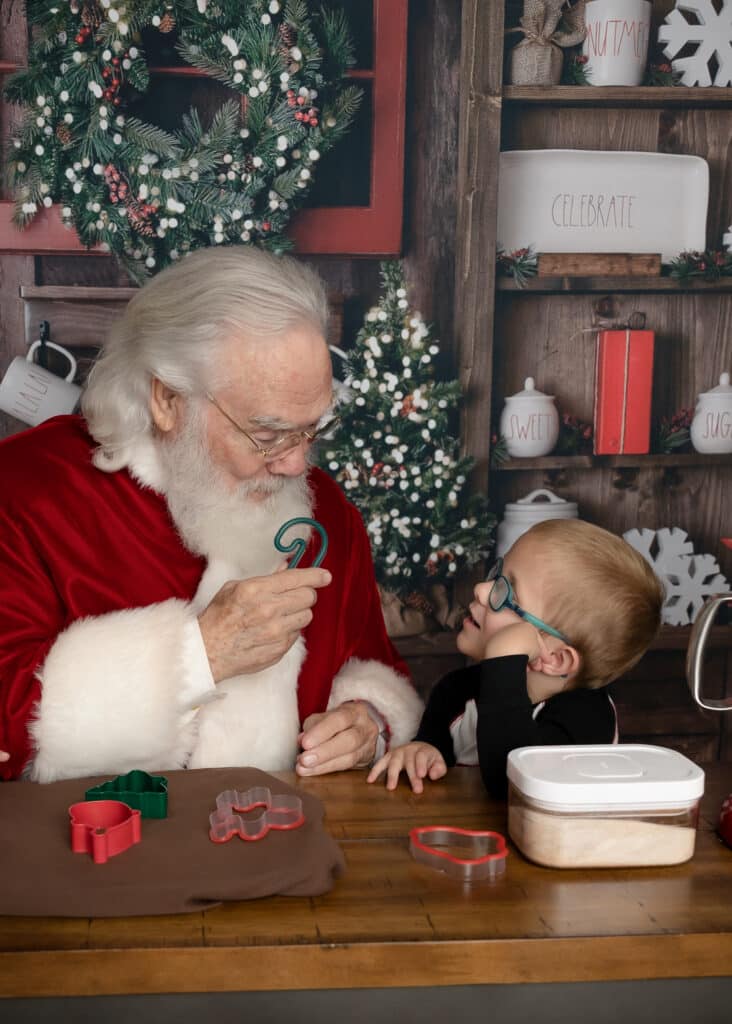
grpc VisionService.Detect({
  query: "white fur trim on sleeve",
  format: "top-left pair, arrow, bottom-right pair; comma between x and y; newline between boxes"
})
28,600 -> 215,783
328,658 -> 423,747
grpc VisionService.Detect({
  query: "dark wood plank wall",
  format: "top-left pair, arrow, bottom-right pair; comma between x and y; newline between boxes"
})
0,0 -> 34,439
1,1 -> 730,758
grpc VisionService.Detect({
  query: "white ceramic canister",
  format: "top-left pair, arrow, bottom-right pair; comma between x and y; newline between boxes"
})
690,372 -> 732,454
496,488 -> 579,557
582,0 -> 652,87
499,377 -> 560,458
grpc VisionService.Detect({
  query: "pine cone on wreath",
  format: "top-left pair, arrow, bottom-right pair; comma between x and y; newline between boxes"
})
278,22 -> 298,64
55,122 -> 72,145
159,12 -> 176,33
81,1 -> 102,28
279,22 -> 296,48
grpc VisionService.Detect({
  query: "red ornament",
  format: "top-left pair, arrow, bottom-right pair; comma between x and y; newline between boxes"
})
262,221 -> 270,231
112,57 -> 120,66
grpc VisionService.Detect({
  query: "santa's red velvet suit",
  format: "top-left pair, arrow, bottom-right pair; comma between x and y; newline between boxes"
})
0,416 -> 422,782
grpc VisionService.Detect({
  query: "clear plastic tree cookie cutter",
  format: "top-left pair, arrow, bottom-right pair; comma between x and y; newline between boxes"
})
209,787 -> 305,843
409,826 -> 508,882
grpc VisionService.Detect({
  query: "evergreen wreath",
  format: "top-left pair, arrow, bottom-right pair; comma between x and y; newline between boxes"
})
4,0 -> 360,282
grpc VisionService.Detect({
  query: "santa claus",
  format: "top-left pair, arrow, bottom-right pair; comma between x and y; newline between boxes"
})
0,247 -> 423,782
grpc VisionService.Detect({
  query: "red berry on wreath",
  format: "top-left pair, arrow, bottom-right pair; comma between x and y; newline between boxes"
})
262,221 -> 270,231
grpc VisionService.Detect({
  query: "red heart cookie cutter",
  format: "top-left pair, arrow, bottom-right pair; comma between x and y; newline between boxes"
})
409,825 -> 508,881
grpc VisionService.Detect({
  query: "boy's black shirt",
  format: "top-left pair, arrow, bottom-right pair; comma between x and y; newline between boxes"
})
415,655 -> 617,797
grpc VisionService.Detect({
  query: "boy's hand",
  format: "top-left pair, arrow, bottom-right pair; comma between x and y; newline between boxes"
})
484,620 -> 547,661
366,741 -> 447,794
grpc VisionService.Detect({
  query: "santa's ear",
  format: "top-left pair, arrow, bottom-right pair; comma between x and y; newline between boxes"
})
150,377 -> 182,434
528,641 -> 581,681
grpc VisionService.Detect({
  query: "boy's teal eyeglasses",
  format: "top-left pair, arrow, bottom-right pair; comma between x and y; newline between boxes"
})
485,558 -> 570,643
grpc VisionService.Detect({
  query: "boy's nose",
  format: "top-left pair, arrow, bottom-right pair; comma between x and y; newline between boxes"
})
474,581 -> 491,605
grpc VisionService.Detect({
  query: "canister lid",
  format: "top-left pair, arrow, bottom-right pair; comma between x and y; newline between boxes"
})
506,377 -> 555,401
504,488 -> 578,518
697,371 -> 731,399
507,744 -> 705,809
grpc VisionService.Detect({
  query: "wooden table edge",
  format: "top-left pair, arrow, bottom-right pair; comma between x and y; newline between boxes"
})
2,933 -> 731,998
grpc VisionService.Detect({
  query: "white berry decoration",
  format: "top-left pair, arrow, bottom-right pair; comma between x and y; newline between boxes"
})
658,1 -> 732,86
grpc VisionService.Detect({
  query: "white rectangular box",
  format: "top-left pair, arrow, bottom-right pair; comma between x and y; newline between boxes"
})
497,150 -> 709,263
507,744 -> 705,869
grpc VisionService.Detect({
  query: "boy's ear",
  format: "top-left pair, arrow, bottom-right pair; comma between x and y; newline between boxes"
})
528,642 -> 581,680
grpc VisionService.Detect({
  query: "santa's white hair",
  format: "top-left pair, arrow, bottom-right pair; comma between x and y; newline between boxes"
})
82,246 -> 329,471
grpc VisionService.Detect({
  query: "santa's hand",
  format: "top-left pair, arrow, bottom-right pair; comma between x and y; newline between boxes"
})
197,566 -> 331,682
0,751 -> 9,763
367,742 -> 446,794
296,702 -> 378,776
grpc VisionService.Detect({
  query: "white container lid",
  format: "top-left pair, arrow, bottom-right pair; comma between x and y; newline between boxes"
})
505,377 -> 555,402
507,744 -> 705,811
504,489 -> 578,519
698,371 -> 731,400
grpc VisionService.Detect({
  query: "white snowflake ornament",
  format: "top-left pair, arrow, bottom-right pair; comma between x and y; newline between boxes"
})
658,1 -> 732,86
624,526 -> 729,626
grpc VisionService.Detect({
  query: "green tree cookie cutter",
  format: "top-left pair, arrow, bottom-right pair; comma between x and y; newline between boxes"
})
85,770 -> 168,819
274,517 -> 329,568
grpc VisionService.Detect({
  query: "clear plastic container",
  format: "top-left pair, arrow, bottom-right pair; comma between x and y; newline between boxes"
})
507,744 -> 705,869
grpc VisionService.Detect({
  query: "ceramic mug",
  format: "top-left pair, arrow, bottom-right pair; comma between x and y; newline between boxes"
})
0,340 -> 82,427
582,0 -> 652,86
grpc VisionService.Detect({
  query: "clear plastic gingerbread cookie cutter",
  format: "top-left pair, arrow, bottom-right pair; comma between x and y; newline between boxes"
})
209,787 -> 305,843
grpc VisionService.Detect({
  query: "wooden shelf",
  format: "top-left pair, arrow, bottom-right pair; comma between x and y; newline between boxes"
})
497,275 -> 732,293
503,85 -> 732,108
395,624 -> 731,656
493,453 -> 730,472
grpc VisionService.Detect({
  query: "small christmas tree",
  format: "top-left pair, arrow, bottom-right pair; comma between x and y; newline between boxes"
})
320,262 -> 494,604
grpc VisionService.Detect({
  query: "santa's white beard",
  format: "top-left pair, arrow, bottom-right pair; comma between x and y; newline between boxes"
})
156,403 -> 313,580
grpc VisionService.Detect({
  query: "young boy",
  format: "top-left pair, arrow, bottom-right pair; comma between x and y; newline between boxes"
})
367,519 -> 664,797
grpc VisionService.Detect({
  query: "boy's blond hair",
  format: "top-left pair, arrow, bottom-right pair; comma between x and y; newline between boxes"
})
521,519 -> 664,689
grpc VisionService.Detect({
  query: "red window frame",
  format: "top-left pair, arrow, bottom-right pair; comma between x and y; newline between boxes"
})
0,0 -> 407,257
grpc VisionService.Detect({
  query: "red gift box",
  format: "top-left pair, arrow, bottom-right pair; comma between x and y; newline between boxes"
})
594,329 -> 655,454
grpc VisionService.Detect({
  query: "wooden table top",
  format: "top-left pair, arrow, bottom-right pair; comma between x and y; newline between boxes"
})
1,764 -> 731,998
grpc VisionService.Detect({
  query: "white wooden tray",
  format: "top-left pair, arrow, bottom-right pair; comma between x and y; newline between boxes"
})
497,150 -> 708,262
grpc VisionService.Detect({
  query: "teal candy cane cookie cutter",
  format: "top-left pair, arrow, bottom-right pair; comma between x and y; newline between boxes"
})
274,517 -> 329,568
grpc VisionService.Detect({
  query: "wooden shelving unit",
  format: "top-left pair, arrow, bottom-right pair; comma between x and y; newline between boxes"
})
503,85 -> 732,107
447,2 -> 732,762
493,453 -> 729,472
497,276 -> 732,293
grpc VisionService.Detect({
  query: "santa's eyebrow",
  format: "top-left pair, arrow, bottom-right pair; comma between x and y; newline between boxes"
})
249,414 -> 299,431
249,398 -> 336,432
